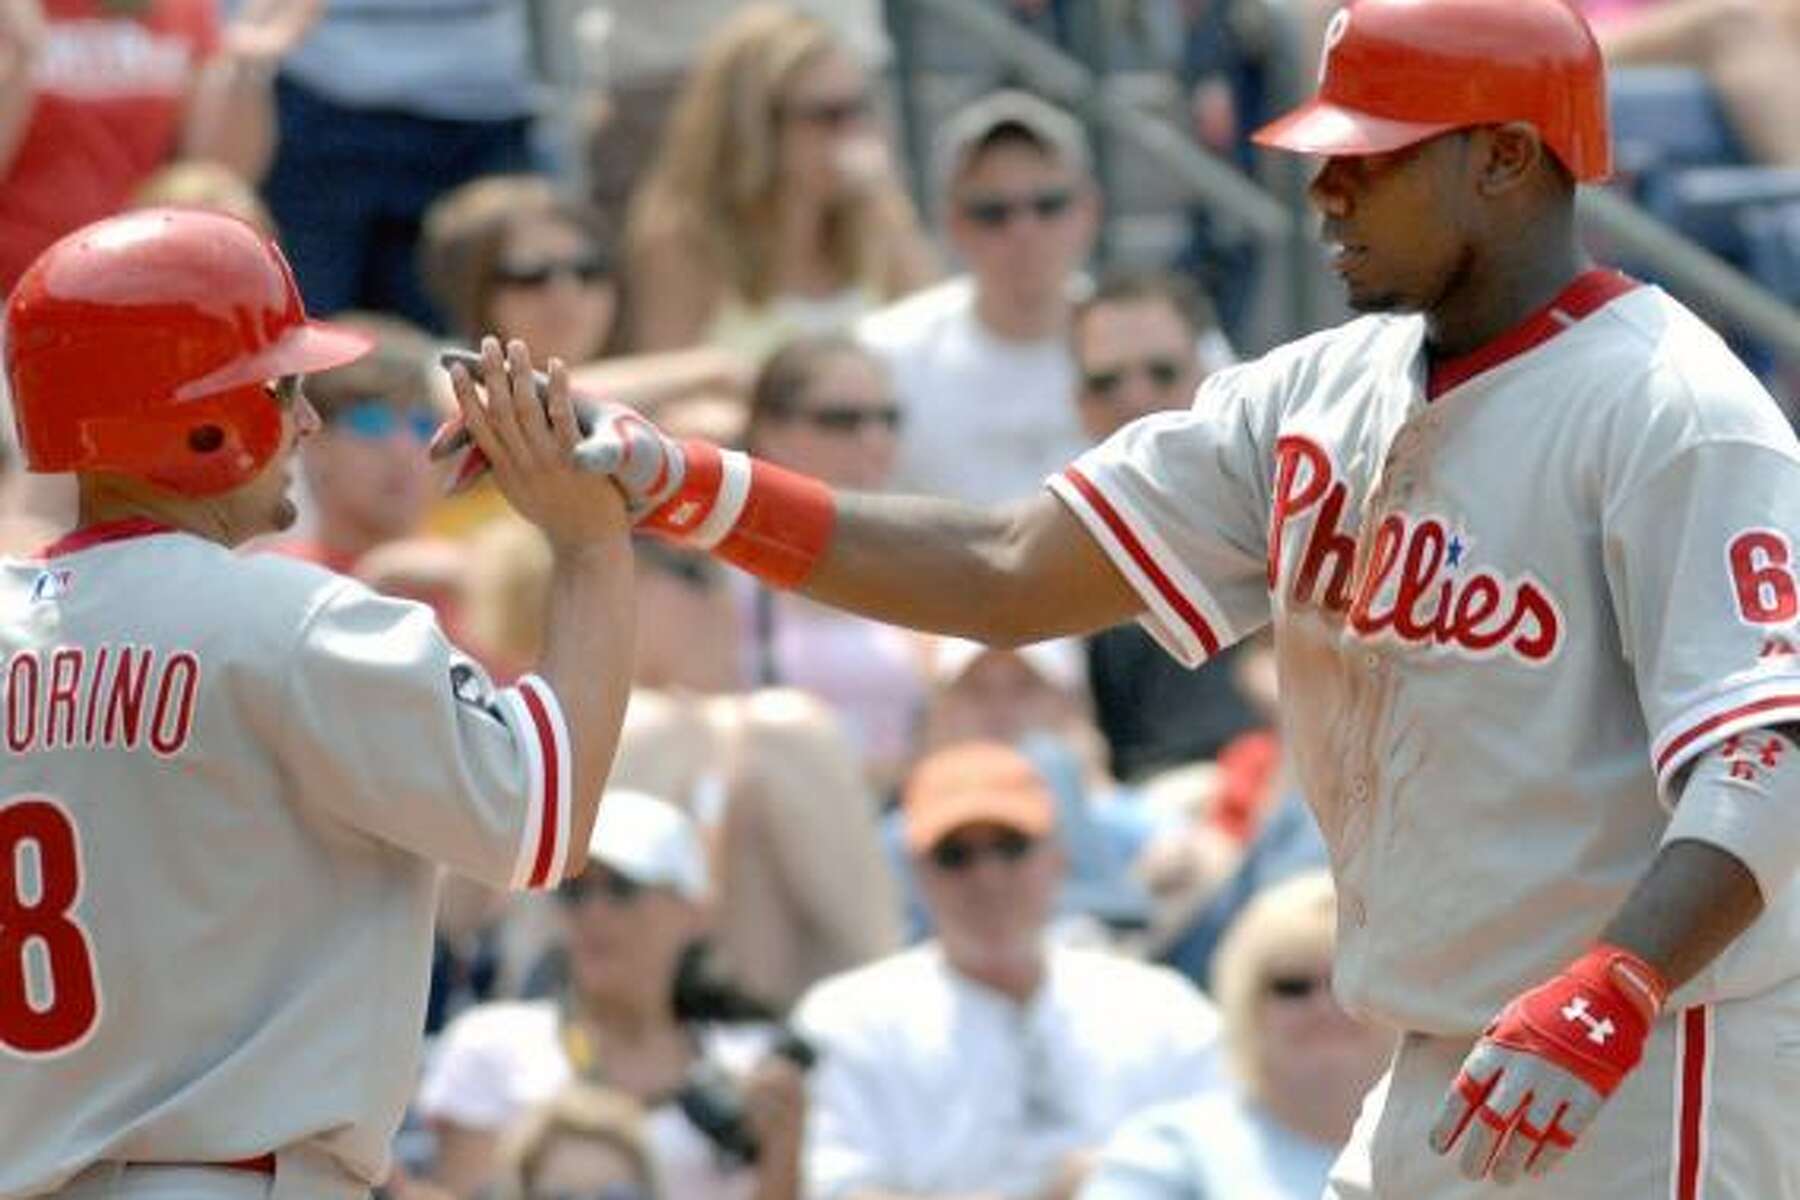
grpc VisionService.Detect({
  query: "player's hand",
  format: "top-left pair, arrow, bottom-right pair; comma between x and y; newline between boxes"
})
432,367 -> 736,544
444,337 -> 628,549
1428,944 -> 1667,1185
222,0 -> 324,63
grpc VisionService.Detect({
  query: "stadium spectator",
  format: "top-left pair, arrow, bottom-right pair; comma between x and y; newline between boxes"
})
274,312 -> 447,576
737,334 -> 929,791
129,157 -> 278,234
1081,872 -> 1392,1200
423,174 -> 622,369
579,0 -> 889,233
1069,272 -> 1264,780
606,686 -> 905,1012
897,640 -> 1156,936
420,789 -> 805,1200
0,0 -> 316,292
1582,0 -> 1800,167
857,89 -> 1099,505
624,2 -> 937,360
419,174 -> 751,539
257,0 -> 541,327
795,742 -> 1221,1200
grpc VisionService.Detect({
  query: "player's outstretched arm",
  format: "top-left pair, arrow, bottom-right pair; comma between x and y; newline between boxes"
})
556,403 -> 1143,645
799,489 -> 1142,646
447,338 -> 635,881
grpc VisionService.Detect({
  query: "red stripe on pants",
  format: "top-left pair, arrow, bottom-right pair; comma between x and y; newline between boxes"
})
1676,1006 -> 1710,1200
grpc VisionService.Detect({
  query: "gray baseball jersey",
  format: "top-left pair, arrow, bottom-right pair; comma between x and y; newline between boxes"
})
1049,271 -> 1800,1036
0,520 -> 574,1195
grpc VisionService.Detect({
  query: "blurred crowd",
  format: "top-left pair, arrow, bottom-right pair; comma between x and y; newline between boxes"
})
2,0 -> 1797,1197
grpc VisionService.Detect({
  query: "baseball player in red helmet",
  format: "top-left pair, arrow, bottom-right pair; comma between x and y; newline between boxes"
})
0,208 -> 636,1197
433,0 -> 1800,1193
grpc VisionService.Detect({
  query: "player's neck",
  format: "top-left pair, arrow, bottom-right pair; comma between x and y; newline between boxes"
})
1424,229 -> 1585,362
76,481 -> 230,545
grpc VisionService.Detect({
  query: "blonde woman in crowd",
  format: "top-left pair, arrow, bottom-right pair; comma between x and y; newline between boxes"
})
624,3 -> 938,359
1080,871 -> 1393,1200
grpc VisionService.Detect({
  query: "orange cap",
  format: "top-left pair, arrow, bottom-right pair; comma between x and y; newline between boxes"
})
903,742 -> 1056,854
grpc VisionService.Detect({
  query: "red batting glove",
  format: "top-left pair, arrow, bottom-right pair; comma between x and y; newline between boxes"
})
1428,944 -> 1667,1186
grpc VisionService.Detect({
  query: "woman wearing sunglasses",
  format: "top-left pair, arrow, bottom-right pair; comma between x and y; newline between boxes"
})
1082,871 -> 1394,1200
736,334 -> 927,794
623,4 -> 937,361
419,790 -> 805,1200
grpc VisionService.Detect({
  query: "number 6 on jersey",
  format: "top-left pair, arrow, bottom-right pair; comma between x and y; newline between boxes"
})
0,795 -> 101,1057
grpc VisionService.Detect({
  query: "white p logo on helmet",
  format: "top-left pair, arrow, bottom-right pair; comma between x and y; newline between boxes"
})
1320,8 -> 1351,84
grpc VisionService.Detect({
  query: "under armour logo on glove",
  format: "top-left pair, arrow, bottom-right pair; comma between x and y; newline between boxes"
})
1560,997 -> 1614,1045
1429,944 -> 1667,1186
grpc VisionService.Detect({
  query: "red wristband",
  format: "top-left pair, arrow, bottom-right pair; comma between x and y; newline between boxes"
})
644,442 -> 835,589
713,457 -> 836,588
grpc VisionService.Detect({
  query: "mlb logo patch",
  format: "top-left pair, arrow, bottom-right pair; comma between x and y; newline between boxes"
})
30,569 -> 72,602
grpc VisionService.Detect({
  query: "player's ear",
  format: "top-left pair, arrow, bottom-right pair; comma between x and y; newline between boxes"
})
1474,123 -> 1544,197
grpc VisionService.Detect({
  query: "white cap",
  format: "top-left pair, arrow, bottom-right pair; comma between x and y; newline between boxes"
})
585,789 -> 709,900
930,636 -> 1086,694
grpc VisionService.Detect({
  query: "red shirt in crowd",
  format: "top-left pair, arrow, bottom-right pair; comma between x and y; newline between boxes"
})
0,0 -> 218,292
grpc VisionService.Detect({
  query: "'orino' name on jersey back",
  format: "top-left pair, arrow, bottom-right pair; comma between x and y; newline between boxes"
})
1051,273 -> 1800,1037
0,521 -> 573,1196
3,642 -> 200,757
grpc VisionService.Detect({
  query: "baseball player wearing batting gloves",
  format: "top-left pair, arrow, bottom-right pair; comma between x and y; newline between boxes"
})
443,3 -> 1800,1195
0,210 -> 636,1198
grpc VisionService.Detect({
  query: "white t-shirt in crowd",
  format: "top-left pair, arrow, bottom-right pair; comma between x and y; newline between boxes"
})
857,277 -> 1091,507
416,1000 -> 768,1200
1079,1088 -> 1340,1200
793,942 -> 1224,1199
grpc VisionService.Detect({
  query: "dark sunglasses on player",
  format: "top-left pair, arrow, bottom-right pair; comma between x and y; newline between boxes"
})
928,829 -> 1037,873
333,399 -> 440,444
960,187 -> 1075,229
1082,356 -> 1188,398
493,254 -> 613,290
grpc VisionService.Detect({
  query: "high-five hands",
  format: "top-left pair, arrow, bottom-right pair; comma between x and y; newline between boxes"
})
434,344 -> 834,586
431,349 -> 706,537
1428,944 -> 1667,1185
440,338 -> 627,547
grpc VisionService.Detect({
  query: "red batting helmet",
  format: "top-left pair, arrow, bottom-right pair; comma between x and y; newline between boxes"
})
1253,0 -> 1611,183
4,208 -> 371,496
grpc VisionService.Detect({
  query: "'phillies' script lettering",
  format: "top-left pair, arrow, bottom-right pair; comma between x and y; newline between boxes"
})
2,646 -> 200,757
1269,435 -> 1562,662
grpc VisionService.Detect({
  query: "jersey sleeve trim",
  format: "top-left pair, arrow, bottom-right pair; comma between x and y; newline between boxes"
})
1652,683 -> 1800,792
1048,466 -> 1226,666
498,674 -> 573,890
